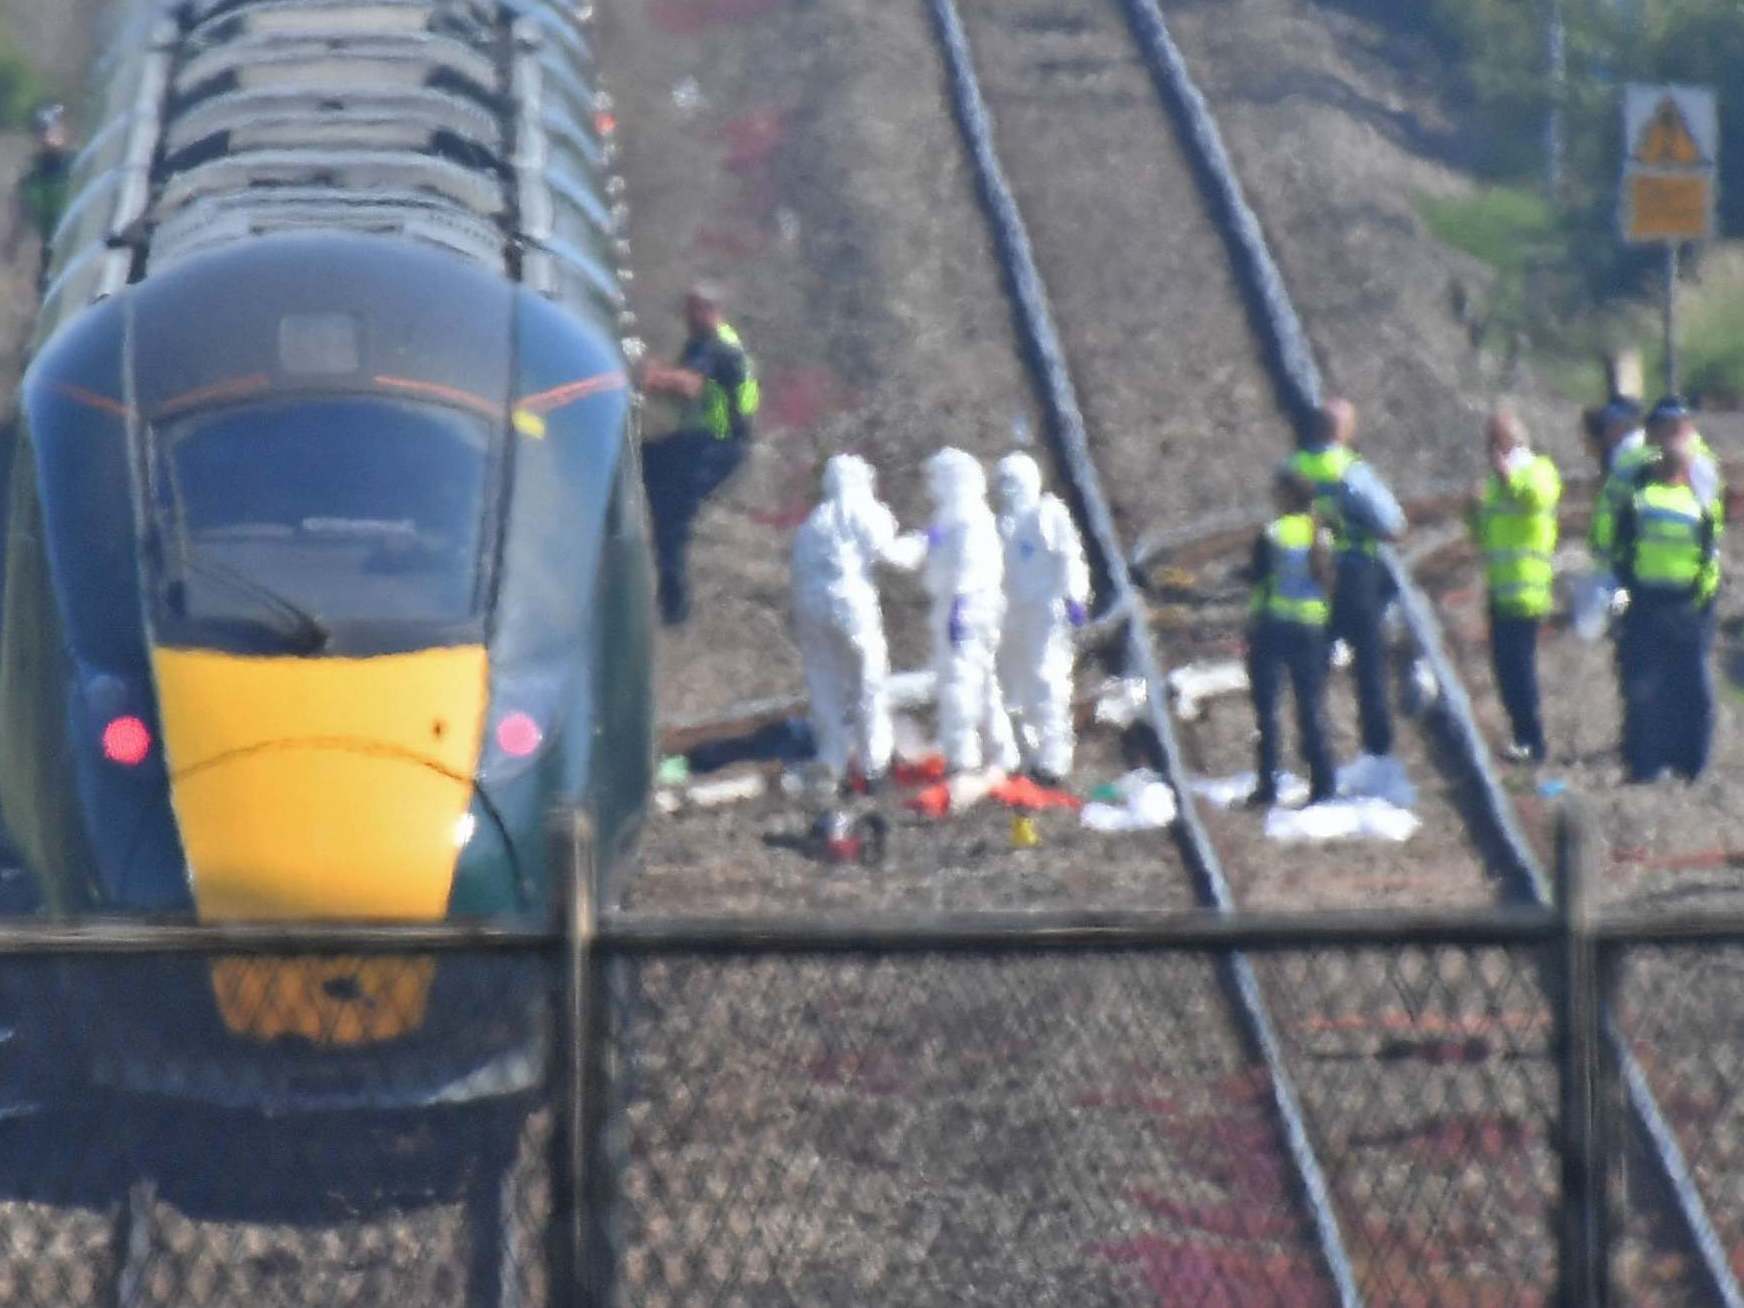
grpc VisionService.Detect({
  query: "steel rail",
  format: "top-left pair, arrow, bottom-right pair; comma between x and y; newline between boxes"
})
1114,1 -> 1743,1300
921,1 -> 1363,1301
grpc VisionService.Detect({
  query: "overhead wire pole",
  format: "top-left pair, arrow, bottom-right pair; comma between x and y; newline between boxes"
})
1664,241 -> 1680,395
1545,0 -> 1567,195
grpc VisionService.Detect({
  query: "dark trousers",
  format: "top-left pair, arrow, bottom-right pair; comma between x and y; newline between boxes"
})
1249,619 -> 1335,799
1489,612 -> 1545,757
1331,553 -> 1393,757
640,430 -> 745,623
1619,596 -> 1716,781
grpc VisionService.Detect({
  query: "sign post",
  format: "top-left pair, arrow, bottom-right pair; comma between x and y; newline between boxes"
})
1621,84 -> 1718,395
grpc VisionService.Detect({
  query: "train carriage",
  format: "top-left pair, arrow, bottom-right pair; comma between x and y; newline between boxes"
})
0,0 -> 651,1107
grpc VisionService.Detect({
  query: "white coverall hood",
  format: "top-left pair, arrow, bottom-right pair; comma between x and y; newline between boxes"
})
822,452 -> 876,504
994,452 -> 1044,517
926,447 -> 988,514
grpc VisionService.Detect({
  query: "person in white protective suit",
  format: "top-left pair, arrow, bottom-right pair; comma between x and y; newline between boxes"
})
790,455 -> 910,789
908,448 -> 1020,774
994,453 -> 1090,783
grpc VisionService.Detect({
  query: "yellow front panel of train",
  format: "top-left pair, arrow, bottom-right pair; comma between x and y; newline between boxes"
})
152,645 -> 489,921
152,646 -> 489,1043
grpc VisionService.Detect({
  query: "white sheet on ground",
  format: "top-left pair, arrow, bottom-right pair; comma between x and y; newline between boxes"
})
1264,798 -> 1420,844
1193,754 -> 1419,843
1081,769 -> 1178,832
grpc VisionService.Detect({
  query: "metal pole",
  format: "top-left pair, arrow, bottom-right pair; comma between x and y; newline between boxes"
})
552,811 -> 606,1308
1556,802 -> 1606,1307
1545,0 -> 1566,194
1665,242 -> 1680,395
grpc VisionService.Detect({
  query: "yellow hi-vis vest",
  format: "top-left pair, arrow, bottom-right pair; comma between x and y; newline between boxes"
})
1251,513 -> 1329,626
1628,481 -> 1717,603
687,321 -> 761,440
1286,445 -> 1372,555
1475,453 -> 1561,617
1591,432 -> 1723,566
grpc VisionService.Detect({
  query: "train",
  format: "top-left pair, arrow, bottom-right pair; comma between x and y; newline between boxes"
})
0,0 -> 652,1108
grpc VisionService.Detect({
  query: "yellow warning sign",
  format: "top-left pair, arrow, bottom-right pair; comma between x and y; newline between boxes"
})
1627,173 -> 1713,243
1622,85 -> 1718,244
1635,97 -> 1707,167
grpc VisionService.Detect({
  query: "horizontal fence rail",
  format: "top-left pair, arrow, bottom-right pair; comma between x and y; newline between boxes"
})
6,839 -> 1744,1302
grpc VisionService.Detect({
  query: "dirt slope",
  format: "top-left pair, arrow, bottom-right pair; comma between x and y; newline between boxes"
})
1164,0 -> 1581,491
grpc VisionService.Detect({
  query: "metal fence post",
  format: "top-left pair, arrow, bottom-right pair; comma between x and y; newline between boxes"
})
552,811 -> 609,1308
1556,801 -> 1606,1308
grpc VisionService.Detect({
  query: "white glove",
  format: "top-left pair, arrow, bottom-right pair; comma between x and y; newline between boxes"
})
1501,446 -> 1533,479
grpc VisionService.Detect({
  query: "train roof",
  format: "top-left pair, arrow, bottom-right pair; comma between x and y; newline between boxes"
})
39,0 -> 632,355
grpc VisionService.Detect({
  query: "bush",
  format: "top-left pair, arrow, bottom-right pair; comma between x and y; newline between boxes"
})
1417,187 -> 1560,276
0,27 -> 45,131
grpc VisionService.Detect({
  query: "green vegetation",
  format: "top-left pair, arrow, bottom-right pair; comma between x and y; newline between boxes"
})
1677,272 -> 1744,403
1351,1 -> 1744,400
0,25 -> 43,131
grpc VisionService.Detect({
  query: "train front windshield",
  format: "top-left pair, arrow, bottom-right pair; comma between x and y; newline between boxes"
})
154,397 -> 494,650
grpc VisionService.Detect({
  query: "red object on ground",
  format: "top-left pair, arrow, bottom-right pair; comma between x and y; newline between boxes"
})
989,776 -> 1082,812
891,755 -> 948,787
905,783 -> 951,819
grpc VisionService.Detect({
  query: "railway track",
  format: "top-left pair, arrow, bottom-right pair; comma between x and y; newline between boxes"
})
0,1 -> 1735,1304
930,0 -> 1737,1298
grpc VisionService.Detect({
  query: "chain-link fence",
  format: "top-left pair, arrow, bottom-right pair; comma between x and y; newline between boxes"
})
8,853 -> 1744,1303
0,931 -> 575,1308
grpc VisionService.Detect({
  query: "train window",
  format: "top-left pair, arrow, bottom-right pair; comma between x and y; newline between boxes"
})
154,397 -> 492,646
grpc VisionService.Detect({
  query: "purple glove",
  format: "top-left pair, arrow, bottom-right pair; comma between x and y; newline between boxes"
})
947,596 -> 968,647
926,525 -> 947,549
1065,599 -> 1088,628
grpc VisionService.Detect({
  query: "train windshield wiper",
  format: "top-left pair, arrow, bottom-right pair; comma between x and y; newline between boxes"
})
172,553 -> 333,654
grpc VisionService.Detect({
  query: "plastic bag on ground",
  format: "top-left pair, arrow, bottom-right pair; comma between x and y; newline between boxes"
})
1337,753 -> 1415,809
1081,769 -> 1177,832
989,776 -> 1082,812
1093,676 -> 1149,729
1166,661 -> 1247,721
1193,771 -> 1308,809
1265,798 -> 1420,844
1567,569 -> 1614,643
904,767 -> 1005,819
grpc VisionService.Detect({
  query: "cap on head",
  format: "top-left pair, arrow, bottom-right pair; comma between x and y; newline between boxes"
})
926,447 -> 986,503
1646,394 -> 1688,425
822,453 -> 874,500
1647,395 -> 1694,443
994,451 -> 1043,511
1598,396 -> 1642,435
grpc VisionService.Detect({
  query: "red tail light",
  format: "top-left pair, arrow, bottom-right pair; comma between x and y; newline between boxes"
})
102,716 -> 152,767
